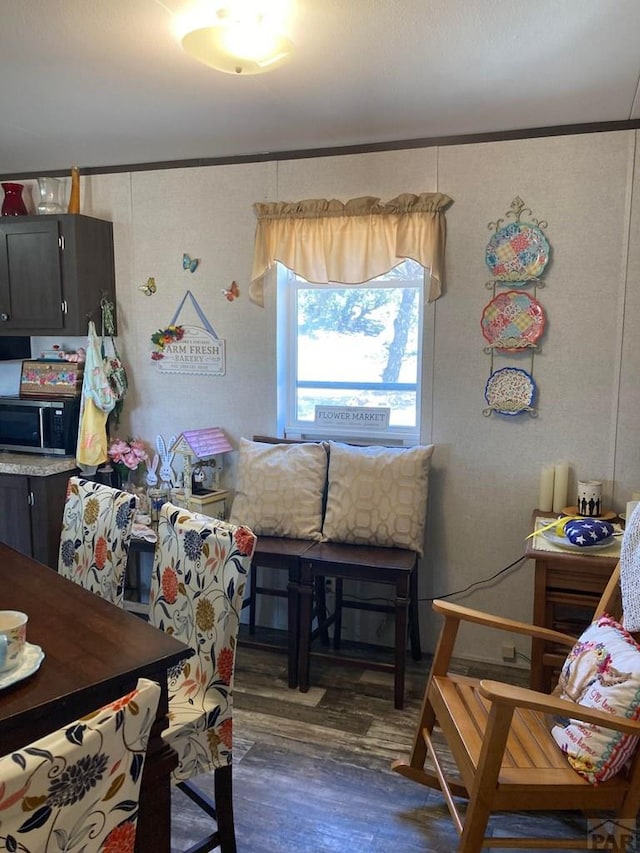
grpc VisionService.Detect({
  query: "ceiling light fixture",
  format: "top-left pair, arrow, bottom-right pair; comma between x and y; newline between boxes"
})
180,1 -> 294,76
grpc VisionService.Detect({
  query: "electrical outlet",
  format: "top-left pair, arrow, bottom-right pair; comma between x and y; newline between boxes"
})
501,642 -> 516,662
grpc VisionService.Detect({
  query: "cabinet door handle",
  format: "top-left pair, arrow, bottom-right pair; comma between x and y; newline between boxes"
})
27,491 -> 35,506
0,313 -> 9,321
61,300 -> 68,314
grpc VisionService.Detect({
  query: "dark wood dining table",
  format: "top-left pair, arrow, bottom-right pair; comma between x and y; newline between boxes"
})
0,542 -> 190,852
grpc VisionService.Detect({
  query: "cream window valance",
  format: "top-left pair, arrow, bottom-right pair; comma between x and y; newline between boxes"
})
249,192 -> 453,306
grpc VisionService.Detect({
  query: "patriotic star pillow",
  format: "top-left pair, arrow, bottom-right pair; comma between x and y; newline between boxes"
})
563,518 -> 614,546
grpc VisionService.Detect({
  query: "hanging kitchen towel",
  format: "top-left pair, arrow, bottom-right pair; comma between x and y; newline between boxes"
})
103,336 -> 127,400
102,335 -> 128,427
77,398 -> 110,467
76,321 -> 117,467
101,296 -> 127,407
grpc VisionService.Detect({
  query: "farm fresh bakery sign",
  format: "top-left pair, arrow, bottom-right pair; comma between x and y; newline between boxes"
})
154,326 -> 225,376
150,291 -> 226,376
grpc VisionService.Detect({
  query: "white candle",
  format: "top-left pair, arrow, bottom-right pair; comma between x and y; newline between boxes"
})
552,462 -> 569,513
538,465 -> 555,512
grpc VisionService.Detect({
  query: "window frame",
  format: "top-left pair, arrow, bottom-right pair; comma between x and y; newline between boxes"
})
276,263 -> 426,445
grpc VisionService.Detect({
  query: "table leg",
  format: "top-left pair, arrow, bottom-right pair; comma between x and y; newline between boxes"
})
530,559 -> 547,691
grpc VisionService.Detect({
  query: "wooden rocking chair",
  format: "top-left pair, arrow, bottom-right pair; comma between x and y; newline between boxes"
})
392,564 -> 640,851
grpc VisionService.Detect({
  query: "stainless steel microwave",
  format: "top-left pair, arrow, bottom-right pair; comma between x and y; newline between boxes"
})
0,396 -> 81,456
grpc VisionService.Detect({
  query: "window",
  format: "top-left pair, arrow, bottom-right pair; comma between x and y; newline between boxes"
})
277,259 -> 424,443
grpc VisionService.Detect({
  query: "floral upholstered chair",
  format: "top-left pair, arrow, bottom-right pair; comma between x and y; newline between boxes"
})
0,677 -> 160,853
149,502 -> 256,853
58,476 -> 138,607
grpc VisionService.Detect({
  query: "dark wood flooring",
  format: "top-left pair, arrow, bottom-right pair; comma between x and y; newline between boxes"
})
169,635 -> 634,853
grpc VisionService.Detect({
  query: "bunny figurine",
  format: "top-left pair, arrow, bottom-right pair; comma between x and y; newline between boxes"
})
156,434 -> 177,489
145,453 -> 159,488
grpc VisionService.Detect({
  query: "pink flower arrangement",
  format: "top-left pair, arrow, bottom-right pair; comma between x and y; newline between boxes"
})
108,437 -> 149,482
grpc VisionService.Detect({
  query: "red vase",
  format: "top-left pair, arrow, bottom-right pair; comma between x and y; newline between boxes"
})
1,183 -> 27,216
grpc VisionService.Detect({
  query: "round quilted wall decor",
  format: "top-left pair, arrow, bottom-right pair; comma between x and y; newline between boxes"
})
484,367 -> 537,417
480,290 -> 545,352
485,222 -> 549,281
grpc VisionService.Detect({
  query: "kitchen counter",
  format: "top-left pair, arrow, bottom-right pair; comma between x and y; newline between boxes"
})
0,452 -> 77,477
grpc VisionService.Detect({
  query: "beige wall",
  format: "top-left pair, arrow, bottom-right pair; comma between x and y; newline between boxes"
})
32,129 -> 640,664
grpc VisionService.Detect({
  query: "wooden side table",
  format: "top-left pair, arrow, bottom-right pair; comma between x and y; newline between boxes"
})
526,509 -> 620,693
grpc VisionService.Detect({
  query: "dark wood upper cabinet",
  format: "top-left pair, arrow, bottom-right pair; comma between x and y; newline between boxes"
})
0,214 -> 116,335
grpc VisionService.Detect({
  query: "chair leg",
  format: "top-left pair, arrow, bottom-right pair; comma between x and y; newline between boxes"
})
409,565 -> 422,660
333,578 -> 343,649
402,614 -> 462,775
248,560 -> 257,634
314,575 -> 330,645
214,766 -> 236,853
287,571 -> 300,689
393,587 -> 409,710
176,766 -> 237,853
176,781 -> 220,853
457,796 -> 491,853
298,561 -> 313,692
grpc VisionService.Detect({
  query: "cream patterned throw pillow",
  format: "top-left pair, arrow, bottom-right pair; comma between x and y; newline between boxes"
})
321,442 -> 434,555
550,615 -> 640,784
229,438 -> 328,541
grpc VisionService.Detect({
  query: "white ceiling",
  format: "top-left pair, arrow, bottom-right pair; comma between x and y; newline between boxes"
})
2,0 -> 640,177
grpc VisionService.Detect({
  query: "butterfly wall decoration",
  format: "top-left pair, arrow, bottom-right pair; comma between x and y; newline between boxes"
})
222,281 -> 240,302
138,276 -> 157,296
183,253 -> 199,273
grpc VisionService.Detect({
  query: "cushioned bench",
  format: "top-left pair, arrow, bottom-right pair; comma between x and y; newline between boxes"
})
231,436 -> 433,709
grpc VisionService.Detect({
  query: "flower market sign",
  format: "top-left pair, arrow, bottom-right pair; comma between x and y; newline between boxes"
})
150,291 -> 226,376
